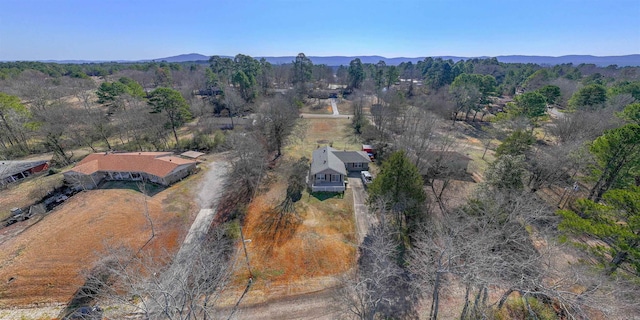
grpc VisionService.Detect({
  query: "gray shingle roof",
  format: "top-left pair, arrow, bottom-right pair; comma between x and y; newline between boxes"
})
0,160 -> 48,179
310,146 -> 347,175
332,151 -> 371,164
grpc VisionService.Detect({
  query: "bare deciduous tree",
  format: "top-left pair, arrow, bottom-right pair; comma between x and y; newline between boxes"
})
409,190 -> 557,319
548,107 -> 622,144
337,224 -> 417,320
255,94 -> 299,158
76,228 -> 233,320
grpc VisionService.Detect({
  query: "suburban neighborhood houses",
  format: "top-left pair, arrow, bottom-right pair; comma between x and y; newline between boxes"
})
0,48 -> 639,319
63,152 -> 198,189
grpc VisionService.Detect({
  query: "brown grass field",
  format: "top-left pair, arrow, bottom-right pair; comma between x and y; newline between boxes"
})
0,177 -> 198,307
286,118 -> 362,160
0,173 -> 65,222
298,99 -> 333,114
235,182 -> 356,303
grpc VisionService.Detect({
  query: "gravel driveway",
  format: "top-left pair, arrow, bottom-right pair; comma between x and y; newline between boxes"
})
348,176 -> 374,244
175,160 -> 228,264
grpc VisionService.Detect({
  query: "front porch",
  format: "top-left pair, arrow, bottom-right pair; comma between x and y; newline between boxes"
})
311,181 -> 346,193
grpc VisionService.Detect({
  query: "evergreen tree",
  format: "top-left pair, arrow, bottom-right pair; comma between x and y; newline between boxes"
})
559,186 -> 640,274
495,130 -> 536,157
588,124 -> 640,202
368,151 -> 426,240
148,88 -> 192,146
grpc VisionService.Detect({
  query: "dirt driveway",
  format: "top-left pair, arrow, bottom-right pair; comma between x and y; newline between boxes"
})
175,160 -> 228,264
234,288 -> 344,319
348,175 -> 374,244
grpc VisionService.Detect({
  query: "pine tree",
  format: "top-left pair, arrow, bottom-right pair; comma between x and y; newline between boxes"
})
368,151 -> 426,240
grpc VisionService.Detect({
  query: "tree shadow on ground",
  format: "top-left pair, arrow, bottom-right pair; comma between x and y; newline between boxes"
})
98,180 -> 165,197
310,191 -> 344,201
255,207 -> 303,250
58,261 -> 112,319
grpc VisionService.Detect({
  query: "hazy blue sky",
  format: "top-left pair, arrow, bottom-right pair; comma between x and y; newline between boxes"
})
1,0 -> 639,61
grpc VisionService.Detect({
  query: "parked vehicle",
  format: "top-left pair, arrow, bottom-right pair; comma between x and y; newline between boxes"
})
361,171 -> 373,187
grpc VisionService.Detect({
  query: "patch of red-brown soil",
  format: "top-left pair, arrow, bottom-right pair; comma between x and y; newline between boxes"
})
234,180 -> 356,303
0,189 -> 187,307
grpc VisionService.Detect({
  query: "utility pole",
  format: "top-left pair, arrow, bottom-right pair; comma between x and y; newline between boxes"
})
239,226 -> 253,278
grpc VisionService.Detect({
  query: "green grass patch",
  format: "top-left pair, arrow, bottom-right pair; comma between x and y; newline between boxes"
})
310,191 -> 345,201
495,296 -> 558,320
99,180 -> 165,196
253,268 -> 285,280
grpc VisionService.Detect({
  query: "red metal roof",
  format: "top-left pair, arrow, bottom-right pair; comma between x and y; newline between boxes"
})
69,152 -> 196,178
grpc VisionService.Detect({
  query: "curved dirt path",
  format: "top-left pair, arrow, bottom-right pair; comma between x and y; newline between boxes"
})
233,288 -> 343,319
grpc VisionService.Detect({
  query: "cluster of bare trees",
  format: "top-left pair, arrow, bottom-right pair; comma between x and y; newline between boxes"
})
337,224 -> 417,320
72,228 -> 234,320
339,58 -> 640,318
341,185 -> 639,319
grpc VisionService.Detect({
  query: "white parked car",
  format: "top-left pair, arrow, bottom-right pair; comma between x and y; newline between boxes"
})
361,171 -> 373,187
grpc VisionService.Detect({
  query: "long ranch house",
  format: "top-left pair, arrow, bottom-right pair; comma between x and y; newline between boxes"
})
64,152 -> 197,189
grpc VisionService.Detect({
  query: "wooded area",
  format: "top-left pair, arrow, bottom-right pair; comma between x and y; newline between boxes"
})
1,54 -> 639,319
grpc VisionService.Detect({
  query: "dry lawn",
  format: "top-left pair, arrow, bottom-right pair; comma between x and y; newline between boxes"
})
0,173 -> 64,221
228,117 -> 359,304
0,179 -> 196,307
299,98 -> 333,114
235,179 -> 356,304
286,118 -> 361,160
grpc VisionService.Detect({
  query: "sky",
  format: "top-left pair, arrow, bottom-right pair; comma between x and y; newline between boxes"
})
1,0 -> 639,61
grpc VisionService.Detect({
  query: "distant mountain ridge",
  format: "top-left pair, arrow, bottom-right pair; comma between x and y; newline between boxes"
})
144,53 -> 640,67
10,53 -> 640,67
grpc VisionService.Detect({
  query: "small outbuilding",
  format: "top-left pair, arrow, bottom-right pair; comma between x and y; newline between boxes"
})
180,151 -> 206,159
0,160 -> 49,187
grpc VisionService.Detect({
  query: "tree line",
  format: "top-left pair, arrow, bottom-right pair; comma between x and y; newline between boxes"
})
2,52 -> 640,318
333,52 -> 640,318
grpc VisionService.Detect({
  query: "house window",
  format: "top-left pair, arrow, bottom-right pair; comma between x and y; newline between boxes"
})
331,174 -> 341,182
316,174 -> 326,182
353,162 -> 363,168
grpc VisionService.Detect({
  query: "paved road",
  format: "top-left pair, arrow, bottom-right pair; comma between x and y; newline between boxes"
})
300,113 -> 352,119
548,107 -> 565,119
348,176 -> 373,244
330,98 -> 339,116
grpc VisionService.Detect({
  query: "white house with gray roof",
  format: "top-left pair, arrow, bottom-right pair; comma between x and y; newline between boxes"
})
309,146 -> 371,192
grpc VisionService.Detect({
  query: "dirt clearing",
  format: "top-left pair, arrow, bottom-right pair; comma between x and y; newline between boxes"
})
0,186 -> 190,307
233,179 -> 356,305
